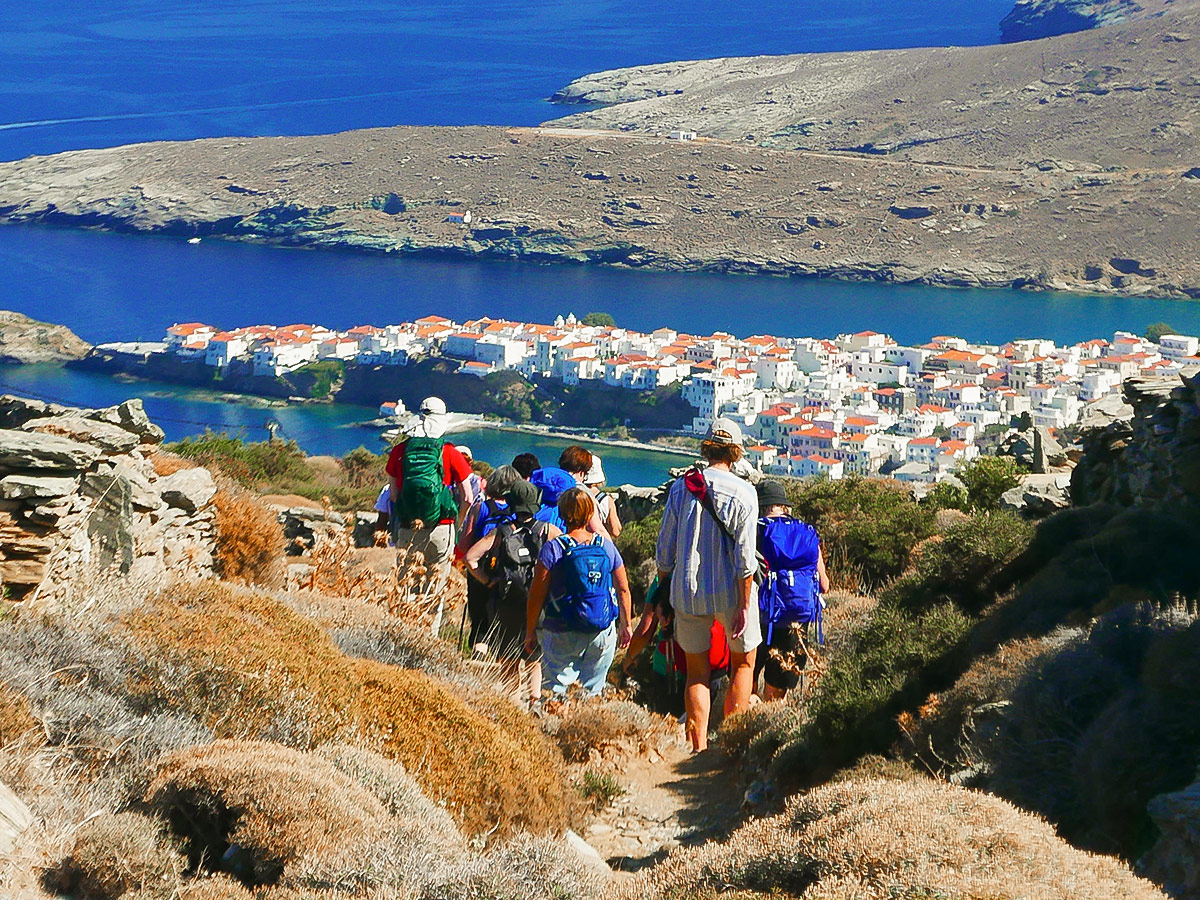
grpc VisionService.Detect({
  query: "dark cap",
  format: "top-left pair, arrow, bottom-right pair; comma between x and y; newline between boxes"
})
505,479 -> 541,519
756,480 -> 789,509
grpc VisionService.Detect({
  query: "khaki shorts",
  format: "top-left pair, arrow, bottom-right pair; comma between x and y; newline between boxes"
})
674,603 -> 762,656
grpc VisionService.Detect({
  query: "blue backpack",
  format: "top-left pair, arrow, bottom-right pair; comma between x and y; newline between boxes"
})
758,517 -> 824,645
547,535 -> 618,631
472,498 -> 513,542
531,467 -> 575,531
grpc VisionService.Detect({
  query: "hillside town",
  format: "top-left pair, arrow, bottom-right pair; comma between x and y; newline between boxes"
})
151,314 -> 1200,485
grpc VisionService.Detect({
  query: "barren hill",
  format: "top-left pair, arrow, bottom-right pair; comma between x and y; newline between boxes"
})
0,1 -> 1198,300
0,311 -> 90,364
548,0 -> 1200,171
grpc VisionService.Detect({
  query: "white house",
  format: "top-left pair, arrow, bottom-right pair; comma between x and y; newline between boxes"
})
205,333 -> 250,368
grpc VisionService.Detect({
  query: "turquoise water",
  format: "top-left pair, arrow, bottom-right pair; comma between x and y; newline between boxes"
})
3,0 -> 1197,484
0,364 -> 691,486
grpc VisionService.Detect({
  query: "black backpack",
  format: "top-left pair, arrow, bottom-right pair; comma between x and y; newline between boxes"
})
488,518 -> 550,596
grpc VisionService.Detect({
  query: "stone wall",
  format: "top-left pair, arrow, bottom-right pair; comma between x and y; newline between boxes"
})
0,395 -> 217,608
1071,371 -> 1200,509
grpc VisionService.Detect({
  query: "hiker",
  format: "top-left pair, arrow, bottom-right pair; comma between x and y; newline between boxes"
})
456,465 -> 521,651
621,576 -> 730,715
385,396 -> 476,635
464,479 -> 555,703
525,487 -> 632,697
655,418 -> 761,752
548,446 -> 611,537
372,483 -> 392,540
529,466 -> 577,530
755,480 -> 829,701
454,445 -> 489,521
585,452 -> 622,539
511,452 -> 541,480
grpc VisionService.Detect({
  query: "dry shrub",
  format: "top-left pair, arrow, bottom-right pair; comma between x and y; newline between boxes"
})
352,659 -> 570,838
177,875 -> 254,900
0,678 -> 37,745
314,743 -> 462,848
147,741 -> 392,886
49,811 -> 185,900
124,581 -> 358,746
212,487 -> 285,586
900,636 -> 1053,778
626,777 -> 1167,900
125,582 -> 570,839
422,831 -> 606,900
150,451 -> 197,477
553,699 -> 658,762
828,753 -> 924,784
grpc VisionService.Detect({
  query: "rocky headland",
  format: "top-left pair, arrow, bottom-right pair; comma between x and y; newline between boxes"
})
1000,0 -> 1176,42
0,311 -> 90,364
0,1 -> 1197,299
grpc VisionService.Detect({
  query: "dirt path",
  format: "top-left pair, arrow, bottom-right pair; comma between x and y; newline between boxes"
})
582,737 -> 753,875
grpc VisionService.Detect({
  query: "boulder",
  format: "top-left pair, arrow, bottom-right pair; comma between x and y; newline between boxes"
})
0,430 -> 101,473
23,415 -> 141,454
1000,473 -> 1072,517
615,484 -> 665,523
1139,773 -> 1200,898
84,464 -> 161,513
0,394 -> 68,429
88,399 -> 166,444
157,468 -> 217,513
1077,392 -> 1134,432
0,474 -> 78,501
564,829 -> 611,876
1032,425 -> 1067,473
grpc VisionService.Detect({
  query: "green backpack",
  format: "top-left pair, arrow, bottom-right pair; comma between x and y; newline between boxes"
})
392,436 -> 458,531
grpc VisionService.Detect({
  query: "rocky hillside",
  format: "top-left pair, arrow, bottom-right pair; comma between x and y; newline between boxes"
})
0,122 -> 1196,298
0,394 -> 216,604
548,0 -> 1200,172
1001,0 -> 1177,42
0,311 -> 90,364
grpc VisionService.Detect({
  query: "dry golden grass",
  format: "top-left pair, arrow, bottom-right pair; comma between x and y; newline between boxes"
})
125,581 -> 358,745
901,637 -> 1053,777
212,486 -> 286,586
125,582 -> 570,839
176,875 -> 254,900
150,451 -> 197,477
624,776 -> 1167,900
552,698 -> 667,763
352,660 -> 570,838
0,678 -> 37,745
147,741 -> 393,886
48,812 -> 185,900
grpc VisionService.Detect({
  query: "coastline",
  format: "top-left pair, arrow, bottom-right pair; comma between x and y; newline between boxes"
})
1,122 -> 1197,303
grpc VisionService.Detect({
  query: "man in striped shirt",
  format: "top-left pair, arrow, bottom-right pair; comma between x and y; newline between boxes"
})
656,418 -> 762,752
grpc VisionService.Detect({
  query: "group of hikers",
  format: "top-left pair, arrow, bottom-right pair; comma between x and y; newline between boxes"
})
382,397 -> 829,751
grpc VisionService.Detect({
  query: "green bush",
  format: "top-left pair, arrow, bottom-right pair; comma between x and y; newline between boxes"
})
769,600 -> 974,786
924,481 -> 970,512
166,432 -> 383,510
883,512 -> 1033,615
989,606 -> 1200,860
787,477 -> 936,591
615,508 -> 663,574
956,456 -> 1022,511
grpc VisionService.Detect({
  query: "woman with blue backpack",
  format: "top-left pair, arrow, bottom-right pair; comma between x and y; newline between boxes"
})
754,480 -> 830,701
524,487 -> 632,697
455,465 -> 521,652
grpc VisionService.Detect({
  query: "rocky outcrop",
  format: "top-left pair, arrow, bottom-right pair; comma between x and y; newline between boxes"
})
1000,0 -> 1173,42
1071,371 -> 1200,508
1140,771 -> 1200,899
0,310 -> 91,364
1000,472 -> 1073,516
0,395 -> 215,605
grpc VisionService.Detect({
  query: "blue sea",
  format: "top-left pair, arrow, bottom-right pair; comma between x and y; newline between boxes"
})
2,0 -> 1197,484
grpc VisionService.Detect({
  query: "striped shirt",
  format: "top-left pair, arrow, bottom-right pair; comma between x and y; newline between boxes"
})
655,467 -> 759,616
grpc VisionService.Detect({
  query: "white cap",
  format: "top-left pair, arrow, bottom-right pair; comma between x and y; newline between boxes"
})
705,417 -> 744,447
585,453 -> 606,485
419,396 -> 447,416
454,444 -> 473,460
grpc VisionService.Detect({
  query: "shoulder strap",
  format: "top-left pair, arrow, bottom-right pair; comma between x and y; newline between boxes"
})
557,534 -> 576,551
684,467 -> 738,544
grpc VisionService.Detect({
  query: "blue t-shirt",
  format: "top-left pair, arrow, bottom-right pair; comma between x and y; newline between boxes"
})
538,534 -> 624,631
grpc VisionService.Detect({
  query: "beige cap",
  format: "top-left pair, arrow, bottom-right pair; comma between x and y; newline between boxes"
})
706,417 -> 744,446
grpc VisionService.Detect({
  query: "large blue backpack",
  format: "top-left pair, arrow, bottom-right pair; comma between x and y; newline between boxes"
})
531,467 -> 575,531
547,535 -> 618,631
758,517 -> 824,645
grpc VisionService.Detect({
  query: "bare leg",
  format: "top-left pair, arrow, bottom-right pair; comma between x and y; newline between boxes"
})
725,648 -> 756,718
525,660 -> 542,705
683,650 -> 713,752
